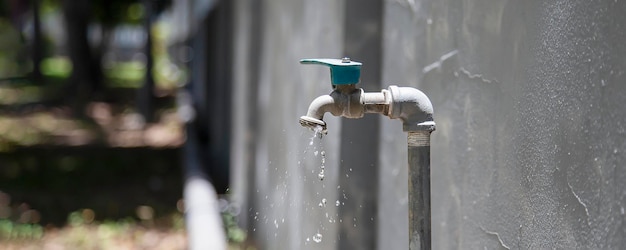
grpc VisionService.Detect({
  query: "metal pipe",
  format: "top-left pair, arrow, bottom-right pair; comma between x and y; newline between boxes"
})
391,87 -> 435,250
363,90 -> 390,114
408,131 -> 432,250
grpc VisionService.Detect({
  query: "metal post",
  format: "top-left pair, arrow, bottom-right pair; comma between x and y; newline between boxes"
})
408,131 -> 432,250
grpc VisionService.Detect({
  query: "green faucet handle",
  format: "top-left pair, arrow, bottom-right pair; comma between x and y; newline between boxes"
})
300,58 -> 362,85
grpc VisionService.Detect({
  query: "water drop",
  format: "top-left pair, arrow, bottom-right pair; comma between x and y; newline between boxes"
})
314,125 -> 324,136
321,151 -> 325,157
322,198 -> 327,206
314,151 -> 319,156
306,237 -> 310,242
318,171 -> 325,181
336,200 -> 340,206
313,233 -> 323,243
310,127 -> 323,144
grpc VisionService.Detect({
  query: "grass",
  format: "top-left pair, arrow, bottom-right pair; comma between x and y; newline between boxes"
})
0,211 -> 187,250
0,209 -> 251,249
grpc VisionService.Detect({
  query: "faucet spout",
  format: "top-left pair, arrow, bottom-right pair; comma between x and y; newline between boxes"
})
299,94 -> 338,134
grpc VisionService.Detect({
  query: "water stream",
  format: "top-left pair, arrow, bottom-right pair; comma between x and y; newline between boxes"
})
304,125 -> 331,244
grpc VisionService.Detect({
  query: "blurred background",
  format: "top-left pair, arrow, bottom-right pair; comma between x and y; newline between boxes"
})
0,0 -> 198,248
2,0 -> 626,249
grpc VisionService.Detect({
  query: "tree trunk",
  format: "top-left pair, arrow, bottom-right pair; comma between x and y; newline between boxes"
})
62,0 -> 102,113
32,0 -> 43,84
137,0 -> 155,123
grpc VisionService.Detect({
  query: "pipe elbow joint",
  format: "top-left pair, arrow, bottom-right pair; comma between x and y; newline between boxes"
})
387,85 -> 436,132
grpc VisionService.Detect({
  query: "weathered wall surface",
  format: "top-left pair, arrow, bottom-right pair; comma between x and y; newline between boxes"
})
231,0 -> 626,249
382,0 -> 626,249
230,1 -> 345,249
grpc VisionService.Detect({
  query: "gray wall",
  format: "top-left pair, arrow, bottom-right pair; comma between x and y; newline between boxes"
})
231,0 -> 626,249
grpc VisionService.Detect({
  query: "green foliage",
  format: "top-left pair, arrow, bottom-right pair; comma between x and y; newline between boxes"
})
92,0 -> 172,26
222,212 -> 247,244
104,58 -> 186,90
220,198 -> 247,244
104,61 -> 145,88
0,19 -> 30,78
40,56 -> 72,79
67,211 -> 84,227
41,0 -> 60,15
171,212 -> 184,231
0,220 -> 44,240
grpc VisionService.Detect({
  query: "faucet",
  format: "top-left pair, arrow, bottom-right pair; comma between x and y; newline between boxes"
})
299,58 -> 436,250
299,58 -> 435,134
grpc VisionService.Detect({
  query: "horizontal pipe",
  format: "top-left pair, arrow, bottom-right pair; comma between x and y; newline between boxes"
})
363,90 -> 390,114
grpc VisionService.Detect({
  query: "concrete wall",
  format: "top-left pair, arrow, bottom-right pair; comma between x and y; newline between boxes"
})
230,1 -> 345,249
231,0 -> 626,249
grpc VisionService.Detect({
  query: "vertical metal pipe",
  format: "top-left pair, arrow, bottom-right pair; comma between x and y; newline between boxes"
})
408,131 -> 432,250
